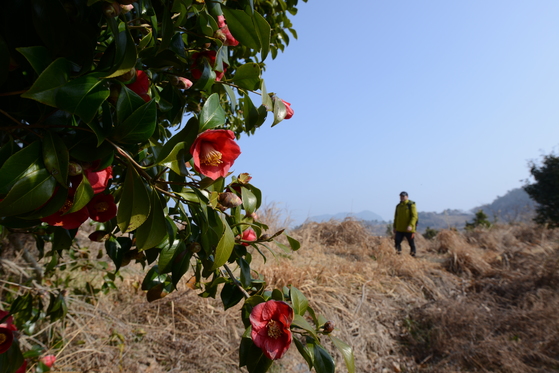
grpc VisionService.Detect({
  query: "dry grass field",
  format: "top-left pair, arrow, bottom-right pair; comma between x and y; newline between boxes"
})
2,213 -> 559,373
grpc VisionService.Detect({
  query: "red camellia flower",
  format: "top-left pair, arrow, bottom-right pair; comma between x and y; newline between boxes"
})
41,355 -> 56,368
84,166 -> 113,194
87,194 -> 117,222
241,228 -> 257,246
191,51 -> 228,82
281,99 -> 294,119
250,300 -> 294,360
0,310 -> 16,354
190,129 -> 241,180
125,70 -> 150,102
216,15 -> 239,47
40,196 -> 90,230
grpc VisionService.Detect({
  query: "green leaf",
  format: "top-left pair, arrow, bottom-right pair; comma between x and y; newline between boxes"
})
286,234 -> 301,251
330,335 -> 356,373
0,141 -> 43,195
112,99 -> 157,144
241,187 -> 257,215
42,132 -> 69,186
158,6 -> 175,53
221,282 -> 245,310
117,166 -> 151,233
104,18 -> 138,78
253,12 -> 271,61
238,257 -> 252,288
55,72 -> 110,123
199,93 -> 226,131
0,339 -> 24,373
313,344 -> 336,373
222,8 -> 260,51
292,314 -> 318,340
232,63 -> 261,91
17,46 -> 52,75
294,338 -> 314,371
210,214 -> 235,271
25,187 -> 67,219
290,286 -> 308,315
272,95 -> 287,127
67,174 -> 94,214
52,227 -> 73,251
155,116 -> 198,165
239,337 -> 273,373
105,236 -> 131,271
158,142 -> 190,176
159,240 -> 183,274
46,291 -> 67,322
0,168 -> 56,217
135,190 -> 168,250
20,58 -> 71,106
261,80 -> 273,110
271,288 -> 284,301
116,84 -> 148,123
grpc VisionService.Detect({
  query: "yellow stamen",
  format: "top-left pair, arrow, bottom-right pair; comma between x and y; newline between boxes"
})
61,199 -> 73,213
201,145 -> 223,167
0,333 -> 6,344
267,320 -> 282,339
95,202 -> 109,213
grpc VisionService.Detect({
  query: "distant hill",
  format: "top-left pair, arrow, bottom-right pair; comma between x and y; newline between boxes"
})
307,210 -> 384,223
472,187 -> 536,223
304,188 -> 537,235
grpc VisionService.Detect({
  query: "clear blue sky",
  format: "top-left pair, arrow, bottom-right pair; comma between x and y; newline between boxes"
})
232,0 -> 559,224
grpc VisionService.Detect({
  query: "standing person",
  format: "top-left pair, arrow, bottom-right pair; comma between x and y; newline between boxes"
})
393,191 -> 418,257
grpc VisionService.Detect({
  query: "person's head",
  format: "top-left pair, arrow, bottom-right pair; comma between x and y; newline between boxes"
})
399,191 -> 408,202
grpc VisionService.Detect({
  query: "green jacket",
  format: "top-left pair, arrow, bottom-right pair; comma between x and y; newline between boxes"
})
393,200 -> 418,233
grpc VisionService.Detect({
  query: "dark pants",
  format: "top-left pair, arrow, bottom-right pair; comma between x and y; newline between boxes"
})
395,231 -> 416,255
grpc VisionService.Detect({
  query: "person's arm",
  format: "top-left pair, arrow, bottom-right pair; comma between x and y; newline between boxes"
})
408,202 -> 418,231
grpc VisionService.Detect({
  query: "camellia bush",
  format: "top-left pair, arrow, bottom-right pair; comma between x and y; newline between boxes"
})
0,0 -> 355,372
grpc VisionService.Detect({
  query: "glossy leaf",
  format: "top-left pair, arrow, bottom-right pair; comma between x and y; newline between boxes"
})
199,93 -> 226,132
294,338 -> 314,371
117,166 -> 151,233
0,339 -> 24,373
253,12 -> 271,61
313,344 -> 336,373
330,335 -> 356,373
136,190 -> 168,251
104,18 -> 138,78
17,45 -> 52,75
241,187 -> 258,215
0,168 -> 56,217
67,174 -> 94,214
158,142 -> 190,176
0,141 -> 43,195
116,85 -> 148,123
292,314 -> 318,340
210,214 -> 236,271
112,99 -> 157,144
20,58 -> 71,106
221,282 -> 245,310
239,337 -> 273,373
232,63 -> 261,91
222,8 -> 260,50
42,132 -> 69,186
286,234 -> 301,251
272,95 -> 288,127
55,72 -> 110,123
290,286 -> 308,316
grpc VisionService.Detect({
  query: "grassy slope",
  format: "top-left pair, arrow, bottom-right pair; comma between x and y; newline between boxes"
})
3,220 -> 559,372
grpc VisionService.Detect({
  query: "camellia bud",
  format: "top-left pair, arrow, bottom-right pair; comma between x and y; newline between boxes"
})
237,173 -> 252,184
246,211 -> 258,221
259,234 -> 271,241
68,162 -> 83,176
103,2 -> 120,17
120,4 -> 134,13
117,67 -> 136,83
188,242 -> 202,253
176,77 -> 193,90
323,321 -> 335,334
218,192 -> 242,209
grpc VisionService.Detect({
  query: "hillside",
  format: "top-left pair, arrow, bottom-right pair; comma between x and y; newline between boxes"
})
472,187 -> 536,223
2,217 -> 558,373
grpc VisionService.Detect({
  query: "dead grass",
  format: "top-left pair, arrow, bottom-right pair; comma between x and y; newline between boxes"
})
2,219 -> 559,372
